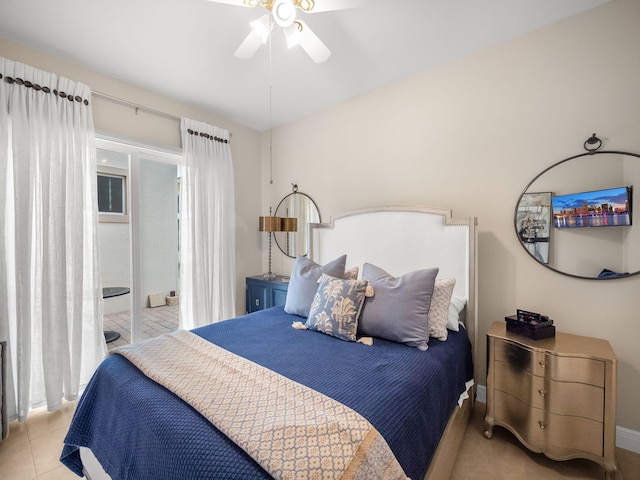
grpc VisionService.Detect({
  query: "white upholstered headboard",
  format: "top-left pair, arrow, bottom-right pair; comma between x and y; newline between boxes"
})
309,206 -> 478,376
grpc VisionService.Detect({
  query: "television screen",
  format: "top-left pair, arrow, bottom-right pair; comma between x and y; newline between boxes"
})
552,186 -> 632,228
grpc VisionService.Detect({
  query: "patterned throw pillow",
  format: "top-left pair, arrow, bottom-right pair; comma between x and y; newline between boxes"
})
429,277 -> 456,341
343,266 -> 359,280
305,274 -> 370,342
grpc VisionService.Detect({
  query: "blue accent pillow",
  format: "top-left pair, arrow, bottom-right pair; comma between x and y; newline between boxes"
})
284,255 -> 347,317
305,274 -> 370,342
359,263 -> 439,350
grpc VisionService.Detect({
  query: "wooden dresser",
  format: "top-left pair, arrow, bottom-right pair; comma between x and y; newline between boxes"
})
484,322 -> 620,479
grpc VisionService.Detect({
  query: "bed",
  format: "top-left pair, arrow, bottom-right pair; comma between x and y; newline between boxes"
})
61,205 -> 478,480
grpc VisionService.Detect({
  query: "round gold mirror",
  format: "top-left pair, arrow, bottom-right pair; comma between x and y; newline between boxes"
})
515,134 -> 639,280
274,184 -> 320,258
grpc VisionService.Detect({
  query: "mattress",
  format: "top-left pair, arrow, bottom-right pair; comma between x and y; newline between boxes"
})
61,306 -> 473,480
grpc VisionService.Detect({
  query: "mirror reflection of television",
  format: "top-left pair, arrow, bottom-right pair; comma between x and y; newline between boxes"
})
552,186 -> 632,228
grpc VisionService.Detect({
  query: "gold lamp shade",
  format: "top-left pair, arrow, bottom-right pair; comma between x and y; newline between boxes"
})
259,214 -> 281,280
281,217 -> 298,232
259,216 -> 282,233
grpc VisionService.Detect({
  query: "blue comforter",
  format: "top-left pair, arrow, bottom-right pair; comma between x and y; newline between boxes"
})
61,307 -> 473,480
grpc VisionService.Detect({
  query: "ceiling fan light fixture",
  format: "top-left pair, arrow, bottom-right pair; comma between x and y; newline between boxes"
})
250,14 -> 272,43
213,0 -> 347,62
272,0 -> 296,27
283,22 -> 302,48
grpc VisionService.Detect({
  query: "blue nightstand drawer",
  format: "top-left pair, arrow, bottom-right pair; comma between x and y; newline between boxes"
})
245,275 -> 289,313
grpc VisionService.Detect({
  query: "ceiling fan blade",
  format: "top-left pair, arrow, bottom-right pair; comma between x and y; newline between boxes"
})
297,20 -> 331,63
235,13 -> 272,58
305,0 -> 365,13
205,0 -> 253,7
234,30 -> 265,59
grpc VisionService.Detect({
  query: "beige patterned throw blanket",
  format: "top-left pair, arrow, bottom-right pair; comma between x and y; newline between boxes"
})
113,330 -> 408,480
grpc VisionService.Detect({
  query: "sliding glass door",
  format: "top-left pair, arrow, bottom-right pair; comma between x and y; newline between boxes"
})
96,137 -> 181,347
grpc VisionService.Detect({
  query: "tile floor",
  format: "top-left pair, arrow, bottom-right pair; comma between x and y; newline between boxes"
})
0,400 -> 78,480
103,304 -> 179,350
2,399 -> 638,480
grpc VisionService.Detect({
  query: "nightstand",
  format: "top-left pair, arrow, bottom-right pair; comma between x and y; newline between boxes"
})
484,321 -> 620,480
245,275 -> 289,313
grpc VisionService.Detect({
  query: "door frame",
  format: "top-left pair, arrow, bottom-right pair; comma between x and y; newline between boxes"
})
96,133 -> 182,343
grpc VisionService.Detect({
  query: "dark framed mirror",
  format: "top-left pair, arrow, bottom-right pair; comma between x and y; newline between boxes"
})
515,134 -> 639,280
274,184 -> 321,258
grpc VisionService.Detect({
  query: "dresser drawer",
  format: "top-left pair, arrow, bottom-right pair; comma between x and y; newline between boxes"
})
493,390 -> 545,449
546,412 -> 604,459
494,339 -> 605,386
494,361 -> 604,420
494,390 -> 604,458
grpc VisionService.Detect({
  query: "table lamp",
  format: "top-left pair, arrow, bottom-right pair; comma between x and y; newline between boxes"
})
259,211 -> 282,280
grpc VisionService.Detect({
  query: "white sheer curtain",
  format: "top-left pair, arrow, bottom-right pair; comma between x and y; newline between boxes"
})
179,118 -> 236,329
0,57 -> 106,422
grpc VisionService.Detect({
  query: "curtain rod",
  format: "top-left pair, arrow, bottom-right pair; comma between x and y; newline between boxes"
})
92,90 -> 181,122
92,90 -> 232,139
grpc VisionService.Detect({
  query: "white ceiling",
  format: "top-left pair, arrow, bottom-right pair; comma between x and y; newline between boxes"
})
0,0 -> 609,131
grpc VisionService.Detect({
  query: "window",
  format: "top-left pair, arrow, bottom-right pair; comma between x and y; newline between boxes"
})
97,164 -> 129,223
98,173 -> 125,214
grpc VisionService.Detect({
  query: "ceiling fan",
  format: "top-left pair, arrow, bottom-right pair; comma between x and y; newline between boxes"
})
207,0 -> 363,63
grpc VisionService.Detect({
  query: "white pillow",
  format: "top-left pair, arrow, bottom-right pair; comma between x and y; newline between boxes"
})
429,278 -> 456,341
447,295 -> 467,332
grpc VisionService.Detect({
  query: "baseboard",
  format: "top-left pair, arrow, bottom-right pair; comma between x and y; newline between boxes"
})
476,385 -> 640,454
616,426 -> 640,454
476,384 -> 486,404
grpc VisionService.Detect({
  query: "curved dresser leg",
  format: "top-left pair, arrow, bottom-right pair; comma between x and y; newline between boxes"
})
484,418 -> 494,439
604,465 -> 621,480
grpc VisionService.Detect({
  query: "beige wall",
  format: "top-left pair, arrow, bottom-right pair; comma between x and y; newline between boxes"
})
0,37 -> 263,316
264,0 -> 640,431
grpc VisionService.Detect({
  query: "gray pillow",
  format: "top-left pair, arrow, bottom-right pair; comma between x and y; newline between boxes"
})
359,263 -> 439,350
284,255 -> 347,317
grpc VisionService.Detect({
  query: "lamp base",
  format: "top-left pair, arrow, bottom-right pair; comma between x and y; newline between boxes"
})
263,272 -> 277,280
